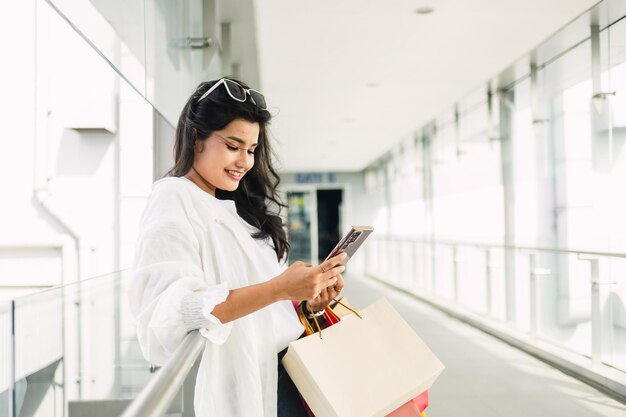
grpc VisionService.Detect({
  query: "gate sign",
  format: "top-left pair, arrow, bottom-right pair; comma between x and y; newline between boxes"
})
296,173 -> 336,184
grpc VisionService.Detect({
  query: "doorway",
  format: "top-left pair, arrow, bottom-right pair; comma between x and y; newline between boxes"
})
285,187 -> 344,265
316,189 -> 343,263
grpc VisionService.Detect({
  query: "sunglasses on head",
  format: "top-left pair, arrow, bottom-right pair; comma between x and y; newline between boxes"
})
197,78 -> 267,110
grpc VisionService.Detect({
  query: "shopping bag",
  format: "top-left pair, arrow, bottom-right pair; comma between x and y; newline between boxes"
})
329,296 -> 356,318
294,301 -> 341,338
283,298 -> 444,417
293,298 -> 431,417
387,391 -> 429,416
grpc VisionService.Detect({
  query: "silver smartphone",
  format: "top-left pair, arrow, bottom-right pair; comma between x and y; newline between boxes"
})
324,226 -> 374,265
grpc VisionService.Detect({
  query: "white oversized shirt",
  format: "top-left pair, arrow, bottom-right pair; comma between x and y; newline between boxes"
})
129,176 -> 304,417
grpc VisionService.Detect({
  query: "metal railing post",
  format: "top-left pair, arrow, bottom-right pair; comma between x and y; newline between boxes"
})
485,249 -> 492,316
528,253 -> 551,337
393,240 -> 404,286
577,255 -> 616,367
452,245 -> 459,303
581,254 -> 620,369
412,241 -> 418,288
10,300 -> 15,417
528,253 -> 538,336
589,258 -> 602,367
430,242 -> 437,296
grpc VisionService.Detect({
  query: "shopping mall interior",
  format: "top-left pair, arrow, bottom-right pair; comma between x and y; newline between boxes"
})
2,1 -> 626,416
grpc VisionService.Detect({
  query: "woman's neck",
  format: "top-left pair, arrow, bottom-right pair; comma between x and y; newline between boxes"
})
185,166 -> 217,196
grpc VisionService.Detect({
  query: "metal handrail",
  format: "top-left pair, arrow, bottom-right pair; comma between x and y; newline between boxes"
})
372,236 -> 626,259
120,331 -> 205,417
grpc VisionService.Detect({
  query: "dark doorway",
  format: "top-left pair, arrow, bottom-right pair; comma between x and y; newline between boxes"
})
286,191 -> 313,264
316,189 -> 343,263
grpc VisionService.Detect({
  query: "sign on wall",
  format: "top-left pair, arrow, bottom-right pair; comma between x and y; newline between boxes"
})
295,173 -> 336,184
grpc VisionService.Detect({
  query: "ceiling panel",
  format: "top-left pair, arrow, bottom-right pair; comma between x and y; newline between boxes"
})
254,0 -> 600,172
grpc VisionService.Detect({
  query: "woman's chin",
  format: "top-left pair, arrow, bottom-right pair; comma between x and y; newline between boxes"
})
220,182 -> 240,192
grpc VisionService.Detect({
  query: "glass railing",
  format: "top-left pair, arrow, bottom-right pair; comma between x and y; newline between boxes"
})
1,270 -> 158,417
119,331 -> 203,417
364,237 -> 626,377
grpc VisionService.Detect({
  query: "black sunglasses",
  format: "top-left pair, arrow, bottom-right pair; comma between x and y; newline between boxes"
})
197,78 -> 267,110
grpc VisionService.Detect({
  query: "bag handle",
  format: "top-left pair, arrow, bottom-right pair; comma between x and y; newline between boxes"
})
297,298 -> 363,339
330,297 -> 362,319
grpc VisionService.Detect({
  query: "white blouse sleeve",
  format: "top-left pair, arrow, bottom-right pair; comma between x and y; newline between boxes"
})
129,189 -> 232,366
181,284 -> 232,343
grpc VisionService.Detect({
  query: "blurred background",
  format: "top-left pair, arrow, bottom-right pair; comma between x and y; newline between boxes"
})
1,0 -> 626,416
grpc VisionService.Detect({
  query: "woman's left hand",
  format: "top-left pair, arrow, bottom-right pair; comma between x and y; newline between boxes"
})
306,271 -> 344,312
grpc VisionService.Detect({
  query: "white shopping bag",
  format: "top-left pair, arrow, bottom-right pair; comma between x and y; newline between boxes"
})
282,298 -> 444,417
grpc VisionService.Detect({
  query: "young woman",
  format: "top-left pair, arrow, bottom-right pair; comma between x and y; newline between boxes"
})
129,78 -> 346,417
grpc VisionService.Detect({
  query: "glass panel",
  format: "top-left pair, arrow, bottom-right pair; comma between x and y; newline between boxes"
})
287,192 -> 313,264
518,39 -> 595,355
45,0 -> 146,96
42,0 -> 229,129
415,242 -> 432,293
510,78 -> 540,246
431,122 -> 458,240
144,0 -> 222,125
605,257 -> 626,371
397,241 -> 416,290
457,103 -> 504,243
390,142 -> 425,237
456,246 -> 488,314
488,248 -> 507,321
433,245 -> 454,301
0,303 -> 10,417
13,288 -> 64,417
432,102 -> 503,243
600,11 -> 626,253
381,238 -> 393,283
538,40 -> 593,250
11,271 -> 154,417
513,252 -> 532,333
533,253 -> 591,357
602,17 -> 626,372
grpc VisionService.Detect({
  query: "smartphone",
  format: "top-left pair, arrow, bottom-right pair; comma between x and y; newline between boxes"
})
324,226 -> 374,265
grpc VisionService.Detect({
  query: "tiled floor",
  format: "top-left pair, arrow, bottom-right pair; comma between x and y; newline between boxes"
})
342,273 -> 626,417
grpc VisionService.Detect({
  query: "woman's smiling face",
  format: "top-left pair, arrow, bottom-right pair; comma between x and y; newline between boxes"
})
190,118 -> 259,196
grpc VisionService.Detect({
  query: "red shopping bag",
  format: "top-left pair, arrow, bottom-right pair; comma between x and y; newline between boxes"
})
387,391 -> 429,416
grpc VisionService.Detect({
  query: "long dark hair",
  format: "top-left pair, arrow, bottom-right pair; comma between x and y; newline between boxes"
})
167,78 -> 290,262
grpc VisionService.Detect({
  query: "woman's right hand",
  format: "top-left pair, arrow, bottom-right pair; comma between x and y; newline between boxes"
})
274,253 -> 347,301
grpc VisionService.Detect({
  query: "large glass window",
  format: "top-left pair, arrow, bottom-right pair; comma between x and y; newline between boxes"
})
528,39 -> 593,357
600,18 -> 626,372
360,1 -> 626,380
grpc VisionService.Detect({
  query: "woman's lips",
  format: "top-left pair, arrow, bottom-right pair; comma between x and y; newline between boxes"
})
225,169 -> 243,181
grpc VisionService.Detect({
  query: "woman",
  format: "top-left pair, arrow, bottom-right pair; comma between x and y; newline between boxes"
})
129,78 -> 346,417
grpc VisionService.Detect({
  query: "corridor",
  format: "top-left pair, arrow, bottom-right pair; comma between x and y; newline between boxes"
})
343,274 -> 626,417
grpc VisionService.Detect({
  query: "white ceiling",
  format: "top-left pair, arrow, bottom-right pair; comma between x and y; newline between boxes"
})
254,0 -> 599,172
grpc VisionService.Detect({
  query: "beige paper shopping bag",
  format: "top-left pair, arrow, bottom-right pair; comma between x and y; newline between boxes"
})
329,296 -> 354,318
282,298 -> 444,417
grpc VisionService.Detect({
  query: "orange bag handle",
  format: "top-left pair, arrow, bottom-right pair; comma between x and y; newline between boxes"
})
297,298 -> 362,339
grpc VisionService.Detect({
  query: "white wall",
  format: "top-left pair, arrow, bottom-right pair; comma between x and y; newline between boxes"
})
0,1 -> 155,413
0,0 -> 155,302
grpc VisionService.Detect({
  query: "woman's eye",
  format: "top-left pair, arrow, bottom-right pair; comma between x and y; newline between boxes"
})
248,150 -> 256,155
226,145 -> 239,151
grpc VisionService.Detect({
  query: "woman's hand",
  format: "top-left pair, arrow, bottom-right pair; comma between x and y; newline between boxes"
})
306,253 -> 347,312
273,252 -> 347,302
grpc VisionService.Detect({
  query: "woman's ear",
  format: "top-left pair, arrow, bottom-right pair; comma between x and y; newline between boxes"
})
192,129 -> 204,153
194,140 -> 205,153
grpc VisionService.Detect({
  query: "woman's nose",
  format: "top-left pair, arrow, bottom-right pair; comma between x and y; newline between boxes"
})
235,150 -> 253,169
